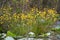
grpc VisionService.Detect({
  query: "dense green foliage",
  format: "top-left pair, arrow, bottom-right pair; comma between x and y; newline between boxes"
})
0,0 -> 60,38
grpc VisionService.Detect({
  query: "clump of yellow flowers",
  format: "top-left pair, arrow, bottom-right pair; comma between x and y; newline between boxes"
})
0,8 -> 58,36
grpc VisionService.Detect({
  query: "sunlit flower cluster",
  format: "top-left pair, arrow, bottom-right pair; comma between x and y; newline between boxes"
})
0,8 -> 58,36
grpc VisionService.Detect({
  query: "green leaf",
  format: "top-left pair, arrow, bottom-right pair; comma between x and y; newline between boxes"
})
7,31 -> 16,37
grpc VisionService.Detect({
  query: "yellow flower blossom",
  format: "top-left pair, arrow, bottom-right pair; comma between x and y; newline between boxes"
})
0,22 -> 4,24
21,14 -> 27,20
